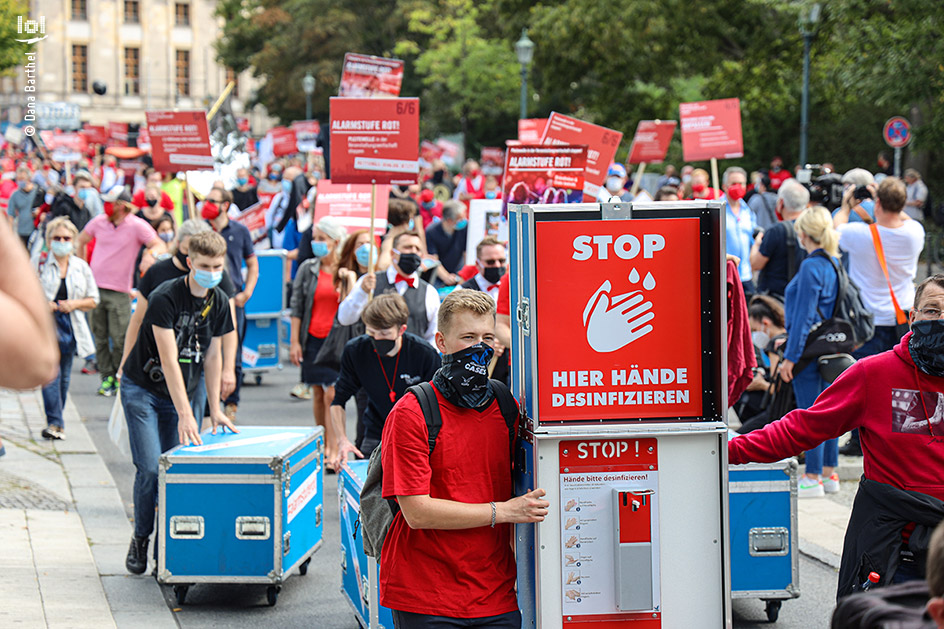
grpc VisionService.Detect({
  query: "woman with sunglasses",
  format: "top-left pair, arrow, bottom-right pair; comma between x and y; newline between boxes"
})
32,217 -> 99,439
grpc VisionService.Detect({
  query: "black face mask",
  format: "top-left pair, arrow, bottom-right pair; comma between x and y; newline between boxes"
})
147,198 -> 158,207
909,320 -> 944,378
433,343 -> 495,409
482,266 -> 505,285
371,337 -> 397,356
397,253 -> 422,276
175,250 -> 189,267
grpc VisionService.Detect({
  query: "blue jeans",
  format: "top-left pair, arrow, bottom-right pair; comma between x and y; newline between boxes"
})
41,350 -> 75,428
793,361 -> 837,475
192,377 -> 208,420
852,324 -> 900,360
224,305 -> 245,407
122,377 -> 179,539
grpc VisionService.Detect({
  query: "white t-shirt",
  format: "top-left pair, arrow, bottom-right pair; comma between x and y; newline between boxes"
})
837,220 -> 925,325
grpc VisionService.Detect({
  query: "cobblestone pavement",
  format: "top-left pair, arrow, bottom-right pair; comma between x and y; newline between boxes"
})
0,469 -> 71,510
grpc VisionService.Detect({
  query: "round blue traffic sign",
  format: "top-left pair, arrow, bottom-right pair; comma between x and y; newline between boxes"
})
883,117 -> 912,148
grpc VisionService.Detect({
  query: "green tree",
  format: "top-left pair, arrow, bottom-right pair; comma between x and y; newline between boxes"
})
0,0 -> 35,74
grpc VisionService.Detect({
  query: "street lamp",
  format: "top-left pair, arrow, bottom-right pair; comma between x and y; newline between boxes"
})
515,28 -> 535,121
302,72 -> 316,120
798,3 -> 821,167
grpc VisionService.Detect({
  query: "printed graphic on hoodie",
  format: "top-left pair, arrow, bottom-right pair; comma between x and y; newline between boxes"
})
891,389 -> 944,435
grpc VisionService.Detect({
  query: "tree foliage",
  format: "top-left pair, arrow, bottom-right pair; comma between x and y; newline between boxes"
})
0,0 -> 35,74
217,0 -> 944,186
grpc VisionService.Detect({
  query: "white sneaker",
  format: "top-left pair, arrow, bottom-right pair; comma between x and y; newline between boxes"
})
798,476 -> 825,498
823,473 -> 840,494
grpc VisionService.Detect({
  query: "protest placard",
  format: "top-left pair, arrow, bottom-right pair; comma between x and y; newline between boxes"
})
679,98 -> 743,162
541,112 -> 623,200
501,145 -> 588,215
269,126 -> 298,157
312,180 -> 390,236
145,110 -> 214,172
329,97 -> 419,186
292,120 -> 321,152
518,118 -> 548,143
627,120 -> 676,164
339,53 -> 404,98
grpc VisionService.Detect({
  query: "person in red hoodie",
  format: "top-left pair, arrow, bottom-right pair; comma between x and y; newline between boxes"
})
730,274 -> 944,599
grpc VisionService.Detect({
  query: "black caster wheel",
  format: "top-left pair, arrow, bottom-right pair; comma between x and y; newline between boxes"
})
299,557 -> 311,576
173,585 -> 189,606
266,585 -> 281,606
764,599 -> 782,623
255,374 -> 263,385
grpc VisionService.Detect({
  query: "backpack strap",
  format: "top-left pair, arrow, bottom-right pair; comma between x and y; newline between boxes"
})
407,383 -> 442,456
490,380 -> 520,459
784,222 -> 797,284
810,250 -> 847,319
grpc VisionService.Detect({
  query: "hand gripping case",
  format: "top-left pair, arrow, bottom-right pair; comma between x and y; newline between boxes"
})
339,460 -> 394,629
158,426 -> 324,606
728,457 -> 800,623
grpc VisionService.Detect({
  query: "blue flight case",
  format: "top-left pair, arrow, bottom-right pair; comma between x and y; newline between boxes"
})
243,249 -> 287,383
339,460 -> 394,629
242,317 -> 283,383
729,457 -> 800,623
157,426 -> 324,606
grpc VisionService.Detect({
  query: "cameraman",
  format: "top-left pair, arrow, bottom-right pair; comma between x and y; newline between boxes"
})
832,168 -> 877,226
120,231 -> 237,575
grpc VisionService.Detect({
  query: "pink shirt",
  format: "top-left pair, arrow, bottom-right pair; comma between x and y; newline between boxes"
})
82,214 -> 157,293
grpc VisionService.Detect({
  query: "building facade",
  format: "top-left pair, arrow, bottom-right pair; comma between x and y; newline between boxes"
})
0,0 -> 273,134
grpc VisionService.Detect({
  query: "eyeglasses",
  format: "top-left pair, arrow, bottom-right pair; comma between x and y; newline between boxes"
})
480,259 -> 507,266
918,307 -> 944,319
50,236 -> 73,242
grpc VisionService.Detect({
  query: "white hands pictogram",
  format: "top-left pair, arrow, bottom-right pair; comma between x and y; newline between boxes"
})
582,274 -> 655,353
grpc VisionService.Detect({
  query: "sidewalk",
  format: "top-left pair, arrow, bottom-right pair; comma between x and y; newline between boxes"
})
796,453 -> 863,571
0,388 -> 177,629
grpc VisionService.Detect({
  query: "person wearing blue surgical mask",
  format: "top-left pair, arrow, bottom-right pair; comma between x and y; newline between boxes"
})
8,165 -> 40,248
230,167 -> 258,212
425,200 -> 469,287
289,216 -> 347,468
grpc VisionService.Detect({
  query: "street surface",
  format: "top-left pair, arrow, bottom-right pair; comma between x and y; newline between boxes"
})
71,360 -> 846,628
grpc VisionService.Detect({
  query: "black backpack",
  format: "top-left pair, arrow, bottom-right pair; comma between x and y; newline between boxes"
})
359,380 -> 519,559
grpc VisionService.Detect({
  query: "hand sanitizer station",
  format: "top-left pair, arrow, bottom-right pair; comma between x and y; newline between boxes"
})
509,201 -> 732,629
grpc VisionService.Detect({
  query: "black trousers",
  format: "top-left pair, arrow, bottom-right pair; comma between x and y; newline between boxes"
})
393,609 -> 521,629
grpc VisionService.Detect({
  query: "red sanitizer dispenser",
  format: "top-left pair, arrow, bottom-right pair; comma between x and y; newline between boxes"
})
614,488 -> 655,611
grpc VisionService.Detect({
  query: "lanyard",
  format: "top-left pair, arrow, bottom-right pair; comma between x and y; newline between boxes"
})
375,347 -> 401,403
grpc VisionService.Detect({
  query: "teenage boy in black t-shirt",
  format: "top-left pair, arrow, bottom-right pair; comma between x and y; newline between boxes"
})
330,293 -> 440,469
121,231 -> 237,575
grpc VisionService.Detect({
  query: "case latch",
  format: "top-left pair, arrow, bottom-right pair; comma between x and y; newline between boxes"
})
516,298 -> 531,336
749,527 -> 789,556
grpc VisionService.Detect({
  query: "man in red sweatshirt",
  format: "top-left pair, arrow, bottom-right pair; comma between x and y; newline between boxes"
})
730,274 -> 944,599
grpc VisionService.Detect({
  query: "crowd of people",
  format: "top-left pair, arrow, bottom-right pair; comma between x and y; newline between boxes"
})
2,138 -> 943,627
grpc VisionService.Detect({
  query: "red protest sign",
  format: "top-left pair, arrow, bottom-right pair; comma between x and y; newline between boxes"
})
312,180 -> 389,236
80,124 -> 108,145
501,145 -> 587,214
292,120 -> 321,152
45,132 -> 87,153
145,110 -> 214,172
480,147 -> 504,176
679,98 -> 743,162
534,218 -> 703,421
518,118 -> 548,143
329,97 -> 419,185
627,120 -> 677,165
420,140 -> 444,164
269,126 -> 298,157
236,116 -> 251,134
136,126 -> 151,151
541,112 -> 623,200
339,53 -> 404,99
233,202 -> 267,243
107,122 -> 128,147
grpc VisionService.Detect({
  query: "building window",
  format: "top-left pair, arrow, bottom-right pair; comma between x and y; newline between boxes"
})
175,2 -> 190,26
124,47 -> 140,95
225,68 -> 239,99
71,0 -> 87,20
124,0 -> 139,23
176,50 -> 190,97
72,44 -> 88,92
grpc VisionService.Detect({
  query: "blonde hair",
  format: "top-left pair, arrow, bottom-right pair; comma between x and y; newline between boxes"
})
45,216 -> 78,244
794,206 -> 839,258
187,231 -> 227,259
438,290 -> 495,335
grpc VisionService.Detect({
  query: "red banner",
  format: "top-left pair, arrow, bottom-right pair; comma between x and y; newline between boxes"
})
80,124 -> 108,145
534,218 -> 703,421
541,112 -> 623,200
518,118 -> 548,143
233,202 -> 267,243
480,147 -> 504,176
679,98 -> 743,162
338,53 -> 404,99
44,131 -> 87,153
136,126 -> 151,151
269,126 -> 298,157
145,110 -> 214,172
420,140 -> 444,164
329,97 -> 420,185
501,145 -> 587,214
312,180 -> 389,236
627,120 -> 676,165
236,116 -> 251,134
107,122 -> 128,148
292,120 -> 321,152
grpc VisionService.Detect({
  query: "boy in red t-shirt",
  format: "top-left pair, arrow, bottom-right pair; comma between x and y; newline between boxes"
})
380,290 -> 549,628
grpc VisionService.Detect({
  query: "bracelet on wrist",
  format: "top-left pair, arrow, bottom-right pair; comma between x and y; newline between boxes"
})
490,501 -> 496,528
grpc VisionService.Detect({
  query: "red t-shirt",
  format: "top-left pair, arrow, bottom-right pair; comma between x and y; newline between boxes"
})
496,273 -> 510,316
131,189 -> 175,212
768,169 -> 791,191
380,385 -> 518,618
307,271 -> 339,338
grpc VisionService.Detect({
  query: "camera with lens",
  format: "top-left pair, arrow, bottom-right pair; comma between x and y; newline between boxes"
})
143,358 -> 164,383
854,185 -> 874,201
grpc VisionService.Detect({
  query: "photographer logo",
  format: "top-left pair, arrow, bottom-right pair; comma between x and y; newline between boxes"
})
16,15 -> 47,44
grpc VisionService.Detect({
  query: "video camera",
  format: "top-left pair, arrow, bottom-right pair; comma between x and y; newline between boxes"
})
796,164 -> 843,211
